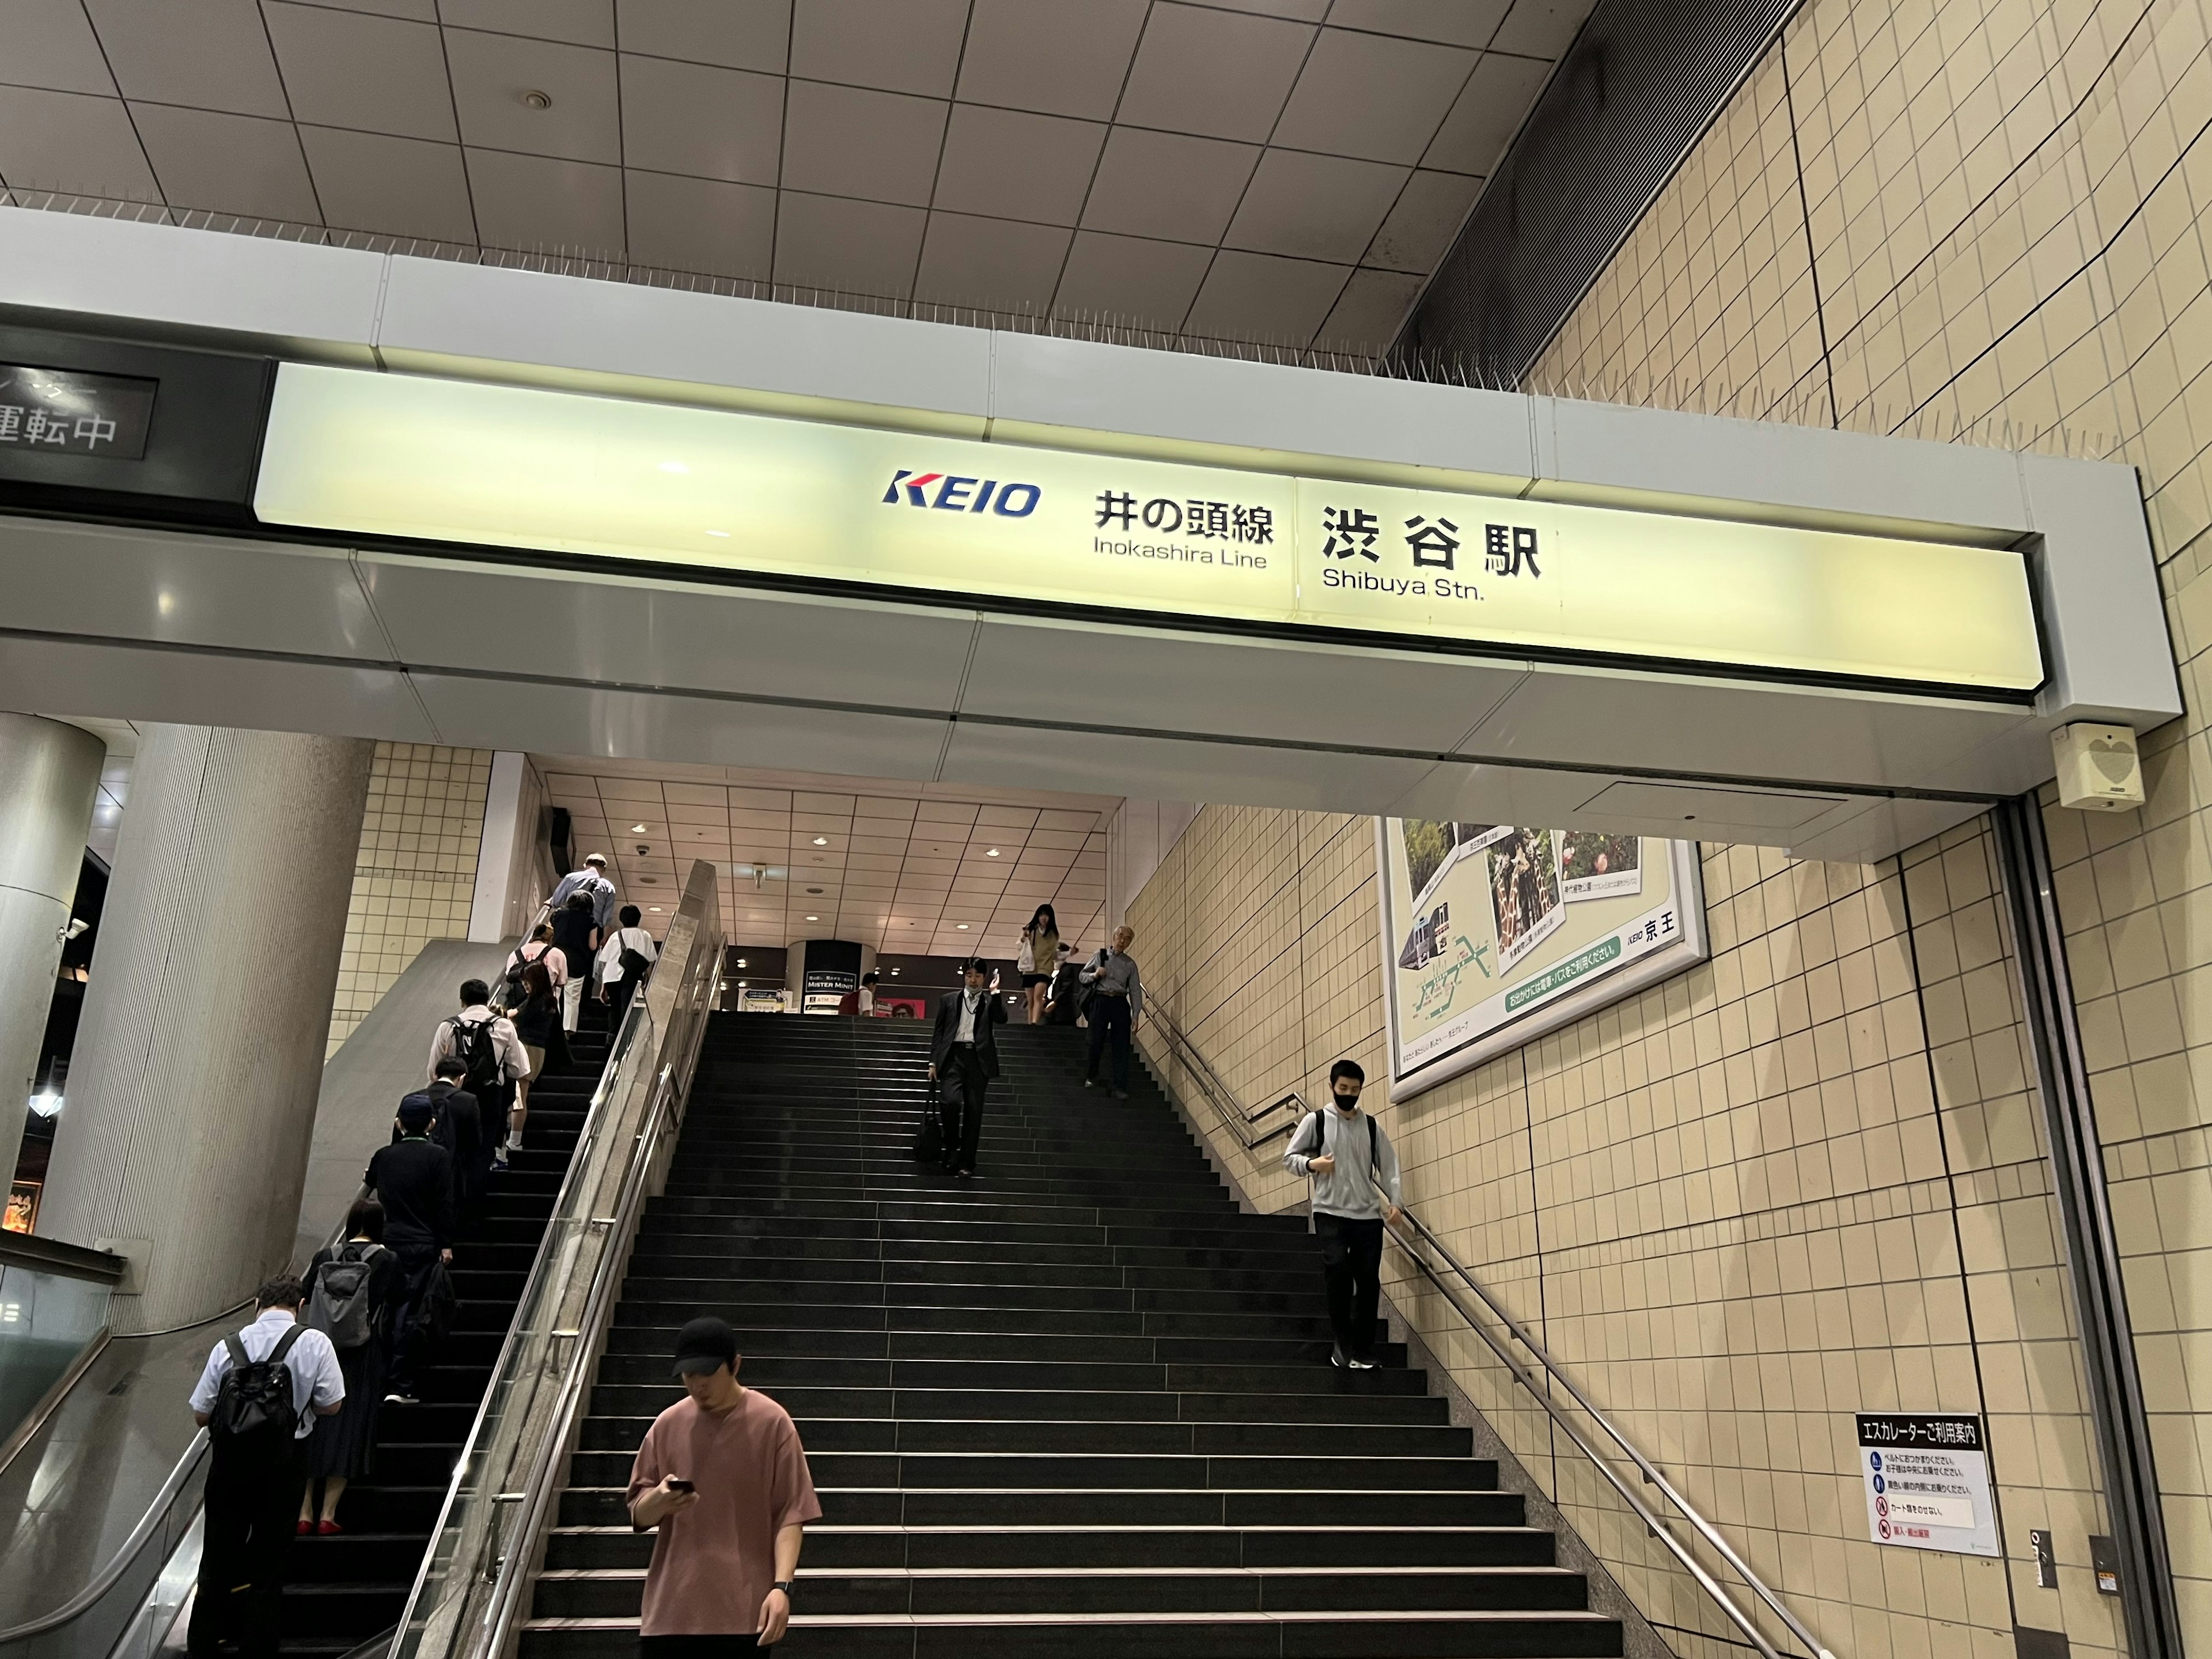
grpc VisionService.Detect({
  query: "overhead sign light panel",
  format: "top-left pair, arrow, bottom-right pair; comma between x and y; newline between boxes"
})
252,364 -> 2043,694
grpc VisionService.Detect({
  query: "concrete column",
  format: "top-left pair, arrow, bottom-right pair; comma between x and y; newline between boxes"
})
0,714 -> 104,1179
40,726 -> 372,1333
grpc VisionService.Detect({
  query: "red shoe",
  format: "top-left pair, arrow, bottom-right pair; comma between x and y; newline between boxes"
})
317,1520 -> 343,1535
296,1520 -> 313,1536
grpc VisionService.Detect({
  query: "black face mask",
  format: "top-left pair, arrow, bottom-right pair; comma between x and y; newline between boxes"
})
1333,1092 -> 1361,1112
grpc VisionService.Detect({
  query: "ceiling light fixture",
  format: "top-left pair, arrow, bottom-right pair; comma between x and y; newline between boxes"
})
736,958 -> 748,967
805,915 -> 819,922
957,923 -> 969,929
987,848 -> 999,856
521,88 -> 552,108
630,823 -> 648,834
813,836 -> 828,844
649,905 -> 663,912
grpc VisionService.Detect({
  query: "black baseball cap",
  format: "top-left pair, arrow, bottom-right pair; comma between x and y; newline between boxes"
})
397,1092 -> 437,1131
671,1316 -> 738,1377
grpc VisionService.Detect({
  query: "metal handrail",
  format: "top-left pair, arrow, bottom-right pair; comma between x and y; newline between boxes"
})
1389,1210 -> 1834,1659
1145,1007 -> 1834,1659
384,863 -> 722,1659
0,1234 -> 126,1285
1143,994 -> 1299,1149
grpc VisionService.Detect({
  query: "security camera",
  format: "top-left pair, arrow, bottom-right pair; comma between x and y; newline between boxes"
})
59,918 -> 89,943
636,843 -> 650,855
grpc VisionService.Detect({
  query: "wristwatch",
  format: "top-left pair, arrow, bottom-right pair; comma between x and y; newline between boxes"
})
772,1581 -> 795,1597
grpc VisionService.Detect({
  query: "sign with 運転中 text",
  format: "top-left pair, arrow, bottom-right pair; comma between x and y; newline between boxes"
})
252,364 -> 2044,695
0,363 -> 157,458
1858,1412 -> 1999,1556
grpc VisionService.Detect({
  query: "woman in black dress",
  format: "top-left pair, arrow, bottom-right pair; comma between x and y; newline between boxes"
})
299,1198 -> 405,1534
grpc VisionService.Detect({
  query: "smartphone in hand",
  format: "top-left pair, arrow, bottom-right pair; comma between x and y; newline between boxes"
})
665,1478 -> 696,1494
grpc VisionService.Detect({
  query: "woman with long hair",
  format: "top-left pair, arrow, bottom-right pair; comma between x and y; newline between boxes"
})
1018,903 -> 1060,1024
507,959 -> 569,1157
299,1198 -> 404,1533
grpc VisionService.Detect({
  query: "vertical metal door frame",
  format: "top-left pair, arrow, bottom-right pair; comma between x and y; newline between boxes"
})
1991,795 -> 2184,1658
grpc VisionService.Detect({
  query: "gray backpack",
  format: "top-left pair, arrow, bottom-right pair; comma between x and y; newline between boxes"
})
305,1243 -> 386,1350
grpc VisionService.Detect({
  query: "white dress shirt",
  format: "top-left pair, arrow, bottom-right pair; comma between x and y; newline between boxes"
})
952,988 -> 981,1044
593,926 -> 660,983
189,1308 -> 345,1437
426,1004 -> 533,1085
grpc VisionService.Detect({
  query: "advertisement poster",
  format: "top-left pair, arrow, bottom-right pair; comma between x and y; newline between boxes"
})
1856,1414 -> 2000,1556
1378,819 -> 1708,1099
800,968 -> 857,1016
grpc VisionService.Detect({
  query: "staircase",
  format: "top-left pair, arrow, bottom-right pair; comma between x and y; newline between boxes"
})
279,1009 -> 610,1657
521,1014 -> 1621,1658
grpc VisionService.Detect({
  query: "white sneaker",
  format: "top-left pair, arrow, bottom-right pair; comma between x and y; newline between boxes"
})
1349,1354 -> 1377,1370
1330,1343 -> 1349,1369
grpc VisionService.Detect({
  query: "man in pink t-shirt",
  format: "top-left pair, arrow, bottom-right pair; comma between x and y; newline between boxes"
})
627,1318 -> 822,1654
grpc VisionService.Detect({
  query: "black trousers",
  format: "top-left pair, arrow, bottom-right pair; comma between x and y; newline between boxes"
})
1314,1212 -> 1385,1358
1085,995 -> 1132,1089
190,1440 -> 305,1659
386,1241 -> 440,1389
942,1046 -> 988,1173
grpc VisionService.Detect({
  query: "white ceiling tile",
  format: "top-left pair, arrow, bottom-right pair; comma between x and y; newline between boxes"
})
914,212 -> 1069,315
263,2 -> 456,142
1194,0 -> 1327,16
1491,0 -> 1589,58
1114,3 -> 1312,144
1050,230 -> 1210,327
440,0 -> 614,47
790,0 -> 968,97
1225,149 -> 1406,263
955,0 -> 1147,121
619,55 -> 782,184
464,147 -> 624,253
0,86 -> 159,199
445,29 -> 619,164
1314,264 -> 1421,351
6,0 -> 118,96
1080,127 -> 1257,244
615,0 -> 789,70
301,125 -> 472,239
624,169 -> 774,277
83,0 -> 289,117
1183,248 -> 1349,344
931,104 -> 1101,227
1328,0 -> 1511,48
127,105 -> 320,221
781,79 -> 945,207
1422,51 -> 1550,175
1364,166 -> 1480,271
1271,27 -> 1475,164
772,190 -> 923,297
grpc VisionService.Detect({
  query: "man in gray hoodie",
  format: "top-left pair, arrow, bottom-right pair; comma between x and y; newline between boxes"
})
1283,1058 -> 1403,1369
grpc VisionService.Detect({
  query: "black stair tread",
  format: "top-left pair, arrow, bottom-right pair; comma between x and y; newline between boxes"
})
523,1018 -> 1619,1658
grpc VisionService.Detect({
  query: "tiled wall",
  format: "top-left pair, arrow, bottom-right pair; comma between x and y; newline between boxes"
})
1131,802 -> 2128,1659
325,743 -> 493,1056
1522,0 -> 2212,1643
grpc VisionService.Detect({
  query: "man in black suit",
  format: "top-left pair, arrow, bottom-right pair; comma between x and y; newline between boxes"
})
929,959 -> 1006,1182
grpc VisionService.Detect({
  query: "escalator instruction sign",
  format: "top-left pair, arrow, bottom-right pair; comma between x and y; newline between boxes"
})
1858,1413 -> 1998,1556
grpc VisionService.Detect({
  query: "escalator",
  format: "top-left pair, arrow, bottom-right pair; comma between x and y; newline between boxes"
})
275,1010 -> 610,1657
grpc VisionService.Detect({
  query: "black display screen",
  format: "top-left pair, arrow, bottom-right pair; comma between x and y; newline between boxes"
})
0,363 -> 158,459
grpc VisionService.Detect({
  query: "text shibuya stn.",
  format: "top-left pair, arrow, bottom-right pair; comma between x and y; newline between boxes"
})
1321,567 -> 1484,600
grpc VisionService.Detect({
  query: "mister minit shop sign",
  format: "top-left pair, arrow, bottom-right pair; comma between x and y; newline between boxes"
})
254,364 -> 2042,694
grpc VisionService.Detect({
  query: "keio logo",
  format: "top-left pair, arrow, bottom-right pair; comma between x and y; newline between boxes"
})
882,469 -> 1041,517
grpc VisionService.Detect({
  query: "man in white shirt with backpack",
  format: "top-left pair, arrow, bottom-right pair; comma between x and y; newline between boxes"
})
594,903 -> 658,1023
1283,1059 -> 1403,1370
187,1275 -> 346,1659
426,978 -> 531,1170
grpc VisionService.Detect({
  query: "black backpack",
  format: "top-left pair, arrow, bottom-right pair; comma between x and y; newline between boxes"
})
306,1243 -> 387,1351
448,1016 -> 502,1097
619,944 -> 653,986
210,1324 -> 307,1442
